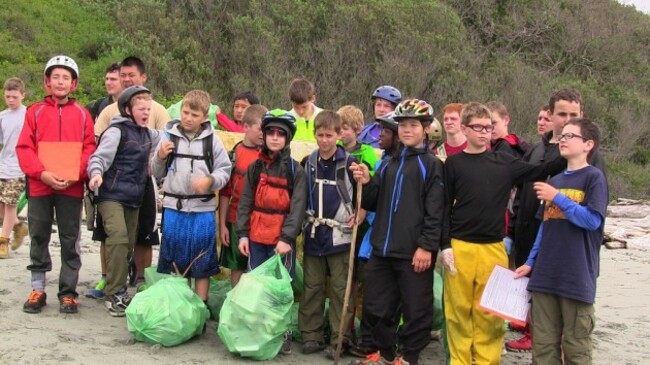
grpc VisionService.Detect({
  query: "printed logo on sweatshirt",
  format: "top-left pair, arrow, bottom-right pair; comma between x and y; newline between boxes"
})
543,188 -> 585,221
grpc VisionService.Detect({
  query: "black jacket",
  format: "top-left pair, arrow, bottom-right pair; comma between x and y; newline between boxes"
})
361,145 -> 445,260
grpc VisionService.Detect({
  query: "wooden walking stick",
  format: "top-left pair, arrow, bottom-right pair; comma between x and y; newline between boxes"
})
333,180 -> 363,365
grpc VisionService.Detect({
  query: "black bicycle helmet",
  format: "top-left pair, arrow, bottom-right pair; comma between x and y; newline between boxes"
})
117,86 -> 151,117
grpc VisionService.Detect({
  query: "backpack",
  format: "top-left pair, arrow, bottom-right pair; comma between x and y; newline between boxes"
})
305,149 -> 353,214
165,128 -> 214,173
249,155 -> 296,197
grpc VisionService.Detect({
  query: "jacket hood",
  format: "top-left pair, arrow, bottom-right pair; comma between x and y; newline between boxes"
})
165,119 -> 215,139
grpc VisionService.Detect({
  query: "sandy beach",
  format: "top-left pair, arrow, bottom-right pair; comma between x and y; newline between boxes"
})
0,200 -> 648,365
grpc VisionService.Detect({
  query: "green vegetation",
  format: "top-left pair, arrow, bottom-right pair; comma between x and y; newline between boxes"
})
1,0 -> 649,198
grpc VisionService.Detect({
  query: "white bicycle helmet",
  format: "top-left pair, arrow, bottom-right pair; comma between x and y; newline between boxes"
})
44,55 -> 79,79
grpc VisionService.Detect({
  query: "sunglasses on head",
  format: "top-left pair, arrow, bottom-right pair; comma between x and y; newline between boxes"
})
266,127 -> 287,137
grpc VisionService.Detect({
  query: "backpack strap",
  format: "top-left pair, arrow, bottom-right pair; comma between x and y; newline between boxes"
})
165,126 -> 214,173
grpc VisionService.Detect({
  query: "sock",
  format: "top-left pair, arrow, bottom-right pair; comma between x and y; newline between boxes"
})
31,271 -> 46,292
135,276 -> 145,285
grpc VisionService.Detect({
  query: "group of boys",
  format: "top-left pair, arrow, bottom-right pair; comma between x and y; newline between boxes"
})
3,53 -> 607,365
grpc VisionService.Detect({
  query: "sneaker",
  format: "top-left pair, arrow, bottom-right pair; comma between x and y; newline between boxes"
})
60,296 -> 79,313
349,343 -> 379,358
302,340 -> 326,354
0,237 -> 8,259
11,222 -> 28,250
104,288 -> 131,317
280,332 -> 292,355
393,357 -> 410,365
85,278 -> 106,299
505,332 -> 532,352
348,352 -> 394,365
508,321 -> 528,333
23,290 -> 47,313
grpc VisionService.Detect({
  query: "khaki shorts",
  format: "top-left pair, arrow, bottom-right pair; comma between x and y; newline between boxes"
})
0,177 -> 25,205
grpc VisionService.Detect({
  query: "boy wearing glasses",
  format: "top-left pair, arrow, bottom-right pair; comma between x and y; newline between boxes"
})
514,118 -> 607,364
441,102 -> 564,365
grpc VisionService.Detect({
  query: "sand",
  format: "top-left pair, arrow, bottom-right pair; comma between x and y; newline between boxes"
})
0,200 -> 648,365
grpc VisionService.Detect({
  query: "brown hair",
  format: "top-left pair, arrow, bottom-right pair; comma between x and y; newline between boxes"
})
460,102 -> 492,126
288,77 -> 315,104
485,101 -> 508,119
314,110 -> 342,133
337,105 -> 364,132
3,77 -> 25,93
129,93 -> 152,109
549,88 -> 582,113
182,90 -> 211,115
565,118 -> 600,158
242,104 -> 268,126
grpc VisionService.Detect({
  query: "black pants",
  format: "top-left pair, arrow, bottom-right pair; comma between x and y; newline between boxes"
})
27,194 -> 82,299
363,255 -> 434,362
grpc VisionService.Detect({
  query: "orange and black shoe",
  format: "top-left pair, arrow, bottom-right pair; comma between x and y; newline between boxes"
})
23,290 -> 47,313
59,296 -> 79,314
347,352 -> 393,365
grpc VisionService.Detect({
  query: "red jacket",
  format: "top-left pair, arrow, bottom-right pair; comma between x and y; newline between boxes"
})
16,96 -> 96,198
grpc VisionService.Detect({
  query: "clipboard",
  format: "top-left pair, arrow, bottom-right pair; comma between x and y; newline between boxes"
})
37,141 -> 82,181
479,265 -> 531,327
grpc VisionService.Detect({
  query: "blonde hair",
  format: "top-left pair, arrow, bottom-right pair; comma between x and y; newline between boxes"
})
485,101 -> 508,119
460,102 -> 492,125
242,104 -> 268,126
337,105 -> 364,132
130,93 -> 152,108
182,90 -> 211,115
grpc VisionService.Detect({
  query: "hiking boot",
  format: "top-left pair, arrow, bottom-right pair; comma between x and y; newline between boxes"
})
302,340 -> 326,354
60,296 -> 79,313
280,332 -> 292,355
509,321 -> 528,333
11,222 -> 28,250
349,343 -> 379,358
85,278 -> 106,299
105,288 -> 131,317
324,343 -> 352,360
347,352 -> 393,365
23,290 -> 47,313
505,332 -> 532,352
0,237 -> 8,258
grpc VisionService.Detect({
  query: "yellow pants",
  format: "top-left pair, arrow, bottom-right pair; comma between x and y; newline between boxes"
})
444,238 -> 508,365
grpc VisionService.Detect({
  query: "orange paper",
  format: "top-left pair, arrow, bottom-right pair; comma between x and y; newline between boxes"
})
38,142 -> 82,181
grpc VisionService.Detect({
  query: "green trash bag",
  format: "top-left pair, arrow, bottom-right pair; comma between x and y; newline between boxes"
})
432,270 -> 444,331
288,302 -> 302,342
17,191 -> 27,215
207,277 -> 232,321
144,265 -> 172,287
292,260 -> 304,294
126,276 -> 210,347
218,254 -> 294,360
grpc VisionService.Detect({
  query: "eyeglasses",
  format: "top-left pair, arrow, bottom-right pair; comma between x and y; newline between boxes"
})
466,124 -> 494,133
266,127 -> 287,137
557,132 -> 589,142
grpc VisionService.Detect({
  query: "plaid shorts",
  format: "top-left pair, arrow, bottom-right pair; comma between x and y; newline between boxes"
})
0,177 -> 25,205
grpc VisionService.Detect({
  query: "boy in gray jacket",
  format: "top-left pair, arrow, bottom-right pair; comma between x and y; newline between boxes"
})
88,86 -> 162,317
153,90 -> 230,304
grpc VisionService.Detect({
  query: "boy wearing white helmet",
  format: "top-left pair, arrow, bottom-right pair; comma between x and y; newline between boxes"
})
16,55 -> 96,314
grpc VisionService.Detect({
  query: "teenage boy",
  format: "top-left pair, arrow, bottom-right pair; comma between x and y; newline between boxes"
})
358,85 -> 402,148
86,62 -> 122,121
17,55 -> 96,314
0,77 -> 29,257
350,99 -> 445,365
89,56 -> 170,297
506,90 -> 606,352
536,106 -> 551,137
441,102 -> 564,365
434,103 -> 467,161
232,90 -> 260,126
219,104 -> 267,286
299,110 -> 358,358
288,77 -> 322,142
237,109 -> 308,355
154,90 -> 231,304
514,118 -> 607,364
486,101 -> 528,157
88,86 -> 162,316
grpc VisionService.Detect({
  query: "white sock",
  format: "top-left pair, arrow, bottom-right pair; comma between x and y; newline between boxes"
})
31,271 -> 46,292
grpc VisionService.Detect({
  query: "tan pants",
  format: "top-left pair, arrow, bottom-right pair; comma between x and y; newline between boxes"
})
530,291 -> 595,365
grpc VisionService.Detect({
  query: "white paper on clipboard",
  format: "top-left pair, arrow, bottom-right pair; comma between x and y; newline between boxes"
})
479,265 -> 531,326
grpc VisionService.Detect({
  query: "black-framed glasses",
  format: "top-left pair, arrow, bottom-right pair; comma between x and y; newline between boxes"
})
558,132 -> 589,142
467,124 -> 494,133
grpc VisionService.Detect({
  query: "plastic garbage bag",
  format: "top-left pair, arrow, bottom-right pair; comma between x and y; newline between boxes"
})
207,277 -> 232,321
432,270 -> 444,331
218,254 -> 294,360
126,276 -> 210,347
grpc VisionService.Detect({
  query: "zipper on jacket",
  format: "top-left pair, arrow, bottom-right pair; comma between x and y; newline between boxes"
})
58,105 -> 63,141
383,151 -> 406,256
